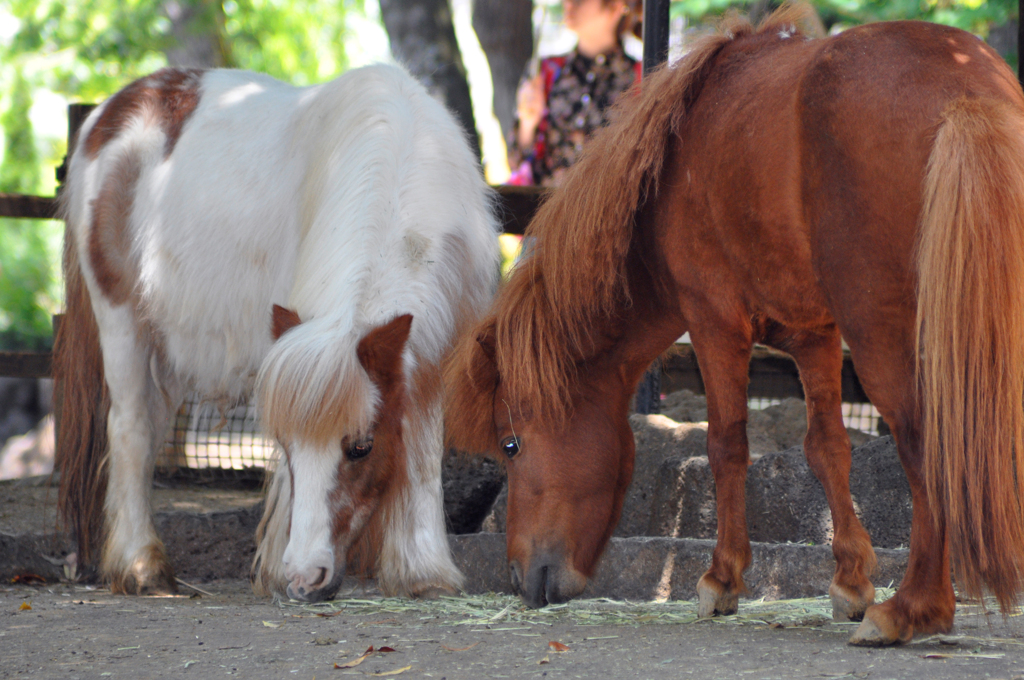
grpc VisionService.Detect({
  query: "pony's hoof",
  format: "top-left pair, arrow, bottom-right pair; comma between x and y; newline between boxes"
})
848,606 -> 906,646
829,582 -> 874,622
696,574 -> 739,618
108,547 -> 177,595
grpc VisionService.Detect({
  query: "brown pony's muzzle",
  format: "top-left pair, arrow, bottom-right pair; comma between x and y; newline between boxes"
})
510,551 -> 587,609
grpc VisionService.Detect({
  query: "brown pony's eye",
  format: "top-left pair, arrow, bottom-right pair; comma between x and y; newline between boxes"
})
345,436 -> 374,461
500,436 -> 520,459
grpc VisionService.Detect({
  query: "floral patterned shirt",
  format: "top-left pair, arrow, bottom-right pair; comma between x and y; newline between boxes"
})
509,46 -> 640,187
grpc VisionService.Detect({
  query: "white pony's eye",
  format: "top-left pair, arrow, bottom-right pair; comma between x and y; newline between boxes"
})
345,436 -> 374,461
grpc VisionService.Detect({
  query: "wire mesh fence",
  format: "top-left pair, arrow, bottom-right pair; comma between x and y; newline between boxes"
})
153,392 -> 885,477
156,394 -> 276,475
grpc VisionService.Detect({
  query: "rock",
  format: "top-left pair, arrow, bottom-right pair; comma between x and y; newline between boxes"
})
747,398 -> 807,458
643,455 -> 717,539
615,416 -> 708,537
448,533 -> 910,601
442,452 -> 504,534
480,485 -> 507,533
661,389 -> 875,456
746,436 -> 910,548
661,389 -> 708,423
642,436 -> 910,549
846,437 -> 913,549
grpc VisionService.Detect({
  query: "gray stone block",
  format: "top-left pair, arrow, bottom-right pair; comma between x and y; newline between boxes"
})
449,533 -> 909,602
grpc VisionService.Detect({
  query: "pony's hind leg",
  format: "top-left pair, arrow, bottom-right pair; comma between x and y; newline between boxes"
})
96,304 -> 180,594
775,325 -> 877,621
838,326 -> 955,645
690,324 -> 755,617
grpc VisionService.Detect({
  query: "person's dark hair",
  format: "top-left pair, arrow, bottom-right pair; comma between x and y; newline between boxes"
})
609,0 -> 643,39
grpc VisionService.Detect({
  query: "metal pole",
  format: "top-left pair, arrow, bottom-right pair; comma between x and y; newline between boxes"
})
1018,0 -> 1023,88
642,0 -> 671,75
633,0 -> 672,414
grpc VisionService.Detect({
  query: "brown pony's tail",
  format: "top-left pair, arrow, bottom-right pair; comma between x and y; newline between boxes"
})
54,222 -> 110,571
916,95 -> 1024,609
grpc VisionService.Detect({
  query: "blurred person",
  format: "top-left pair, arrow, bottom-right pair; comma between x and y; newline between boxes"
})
508,0 -> 642,187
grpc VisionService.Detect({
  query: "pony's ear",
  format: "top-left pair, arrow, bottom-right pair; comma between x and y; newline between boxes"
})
443,319 -> 500,455
357,314 -> 413,387
271,304 -> 302,340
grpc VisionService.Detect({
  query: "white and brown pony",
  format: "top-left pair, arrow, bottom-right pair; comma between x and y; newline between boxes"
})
55,64 -> 498,600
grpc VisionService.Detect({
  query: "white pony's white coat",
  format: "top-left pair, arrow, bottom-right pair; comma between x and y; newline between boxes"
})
61,64 -> 498,598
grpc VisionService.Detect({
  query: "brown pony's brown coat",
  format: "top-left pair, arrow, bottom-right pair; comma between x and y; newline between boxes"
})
447,3 -> 1024,640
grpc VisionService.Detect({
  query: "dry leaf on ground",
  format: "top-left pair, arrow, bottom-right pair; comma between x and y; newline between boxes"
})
19,602 -> 31,611
334,646 -> 375,669
442,642 -> 481,652
371,666 -> 412,676
548,641 -> 570,652
11,574 -> 46,585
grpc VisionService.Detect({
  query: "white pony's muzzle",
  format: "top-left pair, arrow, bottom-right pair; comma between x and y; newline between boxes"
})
283,546 -> 341,601
282,442 -> 345,601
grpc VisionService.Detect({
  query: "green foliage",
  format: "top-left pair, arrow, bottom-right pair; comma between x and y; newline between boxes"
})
669,0 -> 1017,36
0,69 -> 59,350
0,218 -> 60,351
0,0 -> 371,351
815,0 -> 1015,35
0,71 -> 39,194
2,0 -> 365,97
222,0 -> 362,86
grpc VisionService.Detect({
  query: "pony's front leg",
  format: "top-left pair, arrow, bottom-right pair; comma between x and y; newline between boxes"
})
378,396 -> 463,597
98,310 -> 178,594
782,327 -> 876,621
691,329 -> 754,617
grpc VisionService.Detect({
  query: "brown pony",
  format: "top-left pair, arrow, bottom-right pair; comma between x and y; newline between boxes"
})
446,5 -> 1024,645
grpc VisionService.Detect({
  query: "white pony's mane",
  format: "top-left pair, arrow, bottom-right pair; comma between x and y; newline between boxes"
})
254,64 -> 498,445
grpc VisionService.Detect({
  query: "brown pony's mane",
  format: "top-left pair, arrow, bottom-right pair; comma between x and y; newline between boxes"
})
446,4 -> 822,449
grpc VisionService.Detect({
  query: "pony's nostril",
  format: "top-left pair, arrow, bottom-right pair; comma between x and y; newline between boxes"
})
313,566 -> 327,589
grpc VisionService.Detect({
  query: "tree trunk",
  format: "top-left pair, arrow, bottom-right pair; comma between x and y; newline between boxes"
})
161,0 -> 230,68
472,0 -> 533,142
379,0 -> 480,159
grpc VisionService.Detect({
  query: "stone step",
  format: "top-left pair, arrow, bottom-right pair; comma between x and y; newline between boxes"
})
2,500 -> 909,602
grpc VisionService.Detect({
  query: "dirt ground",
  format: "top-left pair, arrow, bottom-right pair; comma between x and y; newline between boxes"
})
3,579 -> 1024,680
